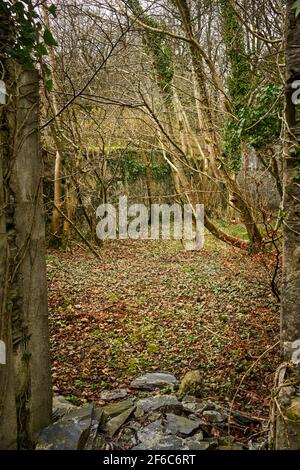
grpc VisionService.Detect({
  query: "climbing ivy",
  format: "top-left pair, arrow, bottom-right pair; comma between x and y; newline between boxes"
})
220,0 -> 251,113
219,2 -> 283,172
108,147 -> 170,182
220,0 -> 253,171
0,1 -> 57,87
149,161 -> 170,180
238,84 -> 283,148
144,16 -> 174,102
121,155 -> 146,181
223,84 -> 283,171
127,0 -> 174,103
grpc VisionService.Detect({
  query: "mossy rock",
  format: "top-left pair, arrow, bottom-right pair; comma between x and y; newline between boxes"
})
285,397 -> 300,423
178,370 -> 202,399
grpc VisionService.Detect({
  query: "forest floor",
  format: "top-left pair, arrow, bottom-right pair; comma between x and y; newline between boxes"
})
47,224 -> 280,422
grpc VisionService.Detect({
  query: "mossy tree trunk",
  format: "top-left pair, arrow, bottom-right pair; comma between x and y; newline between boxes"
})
273,0 -> 300,450
0,61 -> 52,449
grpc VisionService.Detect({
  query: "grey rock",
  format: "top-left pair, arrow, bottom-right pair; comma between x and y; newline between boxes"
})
103,399 -> 135,419
100,389 -> 128,402
127,421 -> 142,432
117,427 -> 138,447
105,406 -> 136,437
203,410 -> 224,423
133,435 -> 186,450
137,420 -> 166,443
248,439 -> 267,450
36,404 -> 96,450
191,431 -> 204,441
184,439 -> 210,450
136,395 -> 181,414
130,373 -> 178,391
182,397 -> 216,416
165,413 -> 202,435
92,433 -> 106,450
52,395 -> 76,421
84,407 -> 104,449
133,434 -> 209,451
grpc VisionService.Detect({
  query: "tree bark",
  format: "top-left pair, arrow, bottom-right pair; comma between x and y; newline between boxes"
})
0,61 -> 52,449
273,1 -> 300,450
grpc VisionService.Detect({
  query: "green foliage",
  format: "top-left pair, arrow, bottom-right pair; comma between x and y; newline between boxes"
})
222,120 -> 242,172
46,79 -> 54,92
223,81 -> 283,171
220,0 -> 251,112
43,28 -> 58,47
66,395 -> 81,405
120,155 -> 170,181
220,1 -> 283,172
149,161 -> 170,180
121,156 -> 146,181
238,84 -> 283,147
127,0 -> 174,102
0,1 -> 57,70
292,0 -> 300,17
220,0 -> 252,171
145,16 -> 174,101
109,148 -> 170,181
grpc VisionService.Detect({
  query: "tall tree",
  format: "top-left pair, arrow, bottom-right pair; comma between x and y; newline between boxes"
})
0,2 -> 52,448
273,0 -> 300,450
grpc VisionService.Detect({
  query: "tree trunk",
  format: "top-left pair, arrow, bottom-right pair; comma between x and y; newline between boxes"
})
273,1 -> 300,450
43,3 -> 65,245
0,61 -> 52,449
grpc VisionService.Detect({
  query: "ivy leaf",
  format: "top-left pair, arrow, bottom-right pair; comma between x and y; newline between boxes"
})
36,43 -> 48,56
46,79 -> 54,92
48,4 -> 57,17
43,64 -> 52,76
43,29 -> 57,47
292,0 -> 300,17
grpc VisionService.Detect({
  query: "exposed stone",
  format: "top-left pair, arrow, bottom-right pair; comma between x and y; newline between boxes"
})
191,431 -> 204,441
52,395 -> 76,421
100,389 -> 128,402
105,406 -> 136,437
137,420 -> 165,443
136,395 -> 181,414
285,397 -> 300,423
36,404 -> 96,450
182,396 -> 215,416
133,435 -> 186,450
84,408 -> 104,449
134,434 -> 209,450
248,439 -> 267,450
37,371 -> 260,451
116,427 -> 138,448
179,370 -> 202,398
181,396 -> 204,414
184,439 -> 210,450
130,373 -> 178,391
203,410 -> 224,423
165,413 -> 203,435
103,399 -> 135,419
92,433 -> 107,450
